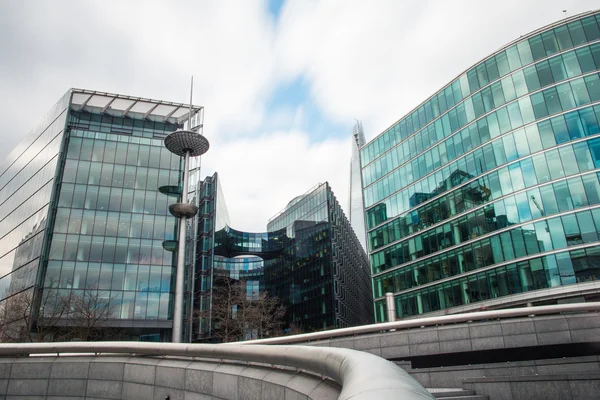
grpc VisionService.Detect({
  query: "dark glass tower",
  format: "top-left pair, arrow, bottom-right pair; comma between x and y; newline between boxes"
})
193,179 -> 373,341
0,89 -> 203,341
361,10 -> 600,322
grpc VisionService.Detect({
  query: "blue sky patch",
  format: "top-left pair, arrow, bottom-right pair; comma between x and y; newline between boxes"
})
264,77 -> 350,142
267,0 -> 286,19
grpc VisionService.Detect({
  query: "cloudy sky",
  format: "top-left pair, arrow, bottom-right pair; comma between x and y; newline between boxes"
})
1,0 -> 598,232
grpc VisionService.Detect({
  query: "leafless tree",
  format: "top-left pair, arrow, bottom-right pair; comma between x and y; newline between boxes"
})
0,282 -> 68,342
62,289 -> 122,341
249,291 -> 286,339
198,278 -> 286,342
0,284 -> 122,342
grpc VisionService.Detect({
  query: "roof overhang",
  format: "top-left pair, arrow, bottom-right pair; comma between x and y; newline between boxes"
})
69,88 -> 204,125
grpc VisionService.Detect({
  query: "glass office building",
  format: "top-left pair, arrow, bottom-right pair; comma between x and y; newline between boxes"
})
193,180 -> 373,341
0,88 -> 202,340
361,10 -> 600,322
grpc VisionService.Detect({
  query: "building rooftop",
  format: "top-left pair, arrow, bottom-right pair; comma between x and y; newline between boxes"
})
70,88 -> 203,125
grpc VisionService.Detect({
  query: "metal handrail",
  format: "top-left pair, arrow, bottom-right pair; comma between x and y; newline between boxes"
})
0,342 -> 433,400
239,302 -> 600,345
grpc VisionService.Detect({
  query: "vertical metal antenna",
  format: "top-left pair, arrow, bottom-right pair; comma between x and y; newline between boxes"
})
189,76 -> 194,129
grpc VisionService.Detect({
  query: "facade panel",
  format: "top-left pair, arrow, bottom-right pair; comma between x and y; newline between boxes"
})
0,92 -> 70,304
0,88 -> 202,341
194,180 -> 372,341
361,10 -> 600,321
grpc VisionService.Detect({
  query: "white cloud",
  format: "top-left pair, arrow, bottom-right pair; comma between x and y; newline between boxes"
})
202,131 -> 351,231
275,0 -> 599,140
1,0 -> 598,231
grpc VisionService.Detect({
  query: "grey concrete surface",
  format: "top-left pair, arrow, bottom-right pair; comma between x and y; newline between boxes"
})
0,342 -> 435,400
462,372 -> 600,400
303,313 -> 600,360
0,355 -> 341,400
399,355 -> 600,392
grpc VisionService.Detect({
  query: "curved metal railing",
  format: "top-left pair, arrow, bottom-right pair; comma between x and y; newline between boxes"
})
239,302 -> 600,345
0,342 -> 434,400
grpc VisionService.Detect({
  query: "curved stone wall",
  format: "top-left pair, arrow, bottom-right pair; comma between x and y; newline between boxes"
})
0,355 -> 340,399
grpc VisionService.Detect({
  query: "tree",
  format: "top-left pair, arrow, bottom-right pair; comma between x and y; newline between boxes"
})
0,284 -> 122,343
0,284 -> 67,343
62,289 -> 123,341
198,278 -> 286,342
250,291 -> 286,339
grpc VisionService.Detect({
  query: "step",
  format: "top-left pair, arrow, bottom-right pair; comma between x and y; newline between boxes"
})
427,389 -> 487,399
430,390 -> 476,398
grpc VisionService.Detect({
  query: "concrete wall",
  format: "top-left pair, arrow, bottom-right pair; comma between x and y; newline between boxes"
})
396,355 -> 600,389
0,355 -> 340,400
305,312 -> 600,359
462,372 -> 600,400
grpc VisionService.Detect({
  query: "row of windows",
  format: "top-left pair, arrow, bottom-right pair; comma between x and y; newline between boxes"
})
268,185 -> 327,232
366,104 -> 600,229
364,73 -> 600,208
370,170 -> 600,257
69,110 -> 178,138
371,158 -> 600,274
0,156 -> 57,224
44,261 -> 174,293
363,42 -> 600,187
58,184 -> 174,216
372,206 -> 600,298
216,227 -> 287,252
0,180 -> 53,242
374,246 -> 600,321
0,103 -> 66,191
62,160 -> 180,191
0,206 -> 48,273
0,260 -> 37,301
361,13 -> 600,166
41,288 -> 173,321
49,234 -> 174,266
368,134 -> 600,251
66,135 -> 181,171
54,208 -> 177,240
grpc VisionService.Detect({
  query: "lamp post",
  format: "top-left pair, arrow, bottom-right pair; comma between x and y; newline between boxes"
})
164,126 -> 209,342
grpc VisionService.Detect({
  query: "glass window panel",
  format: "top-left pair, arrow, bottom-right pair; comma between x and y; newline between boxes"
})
538,120 -> 556,149
583,173 -> 600,204
536,61 -> 553,87
555,25 -> 573,50
568,21 -> 587,45
506,45 -> 522,70
559,145 -> 579,176
541,30 -> 559,56
524,65 -> 541,91
517,40 -> 534,65
582,16 -> 600,41
572,77 -> 591,106
563,51 -> 582,78
531,92 -> 548,119
549,56 -> 568,83
543,87 -> 561,115
576,47 -> 596,73
548,217 -> 567,249
585,74 -> 600,102
556,82 -> 577,111
529,35 -> 545,60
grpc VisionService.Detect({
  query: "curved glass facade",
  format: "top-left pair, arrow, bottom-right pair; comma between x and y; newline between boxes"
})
361,10 -> 600,322
193,180 -> 373,341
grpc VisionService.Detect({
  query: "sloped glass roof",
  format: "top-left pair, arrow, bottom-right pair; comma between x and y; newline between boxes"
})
69,88 -> 203,124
